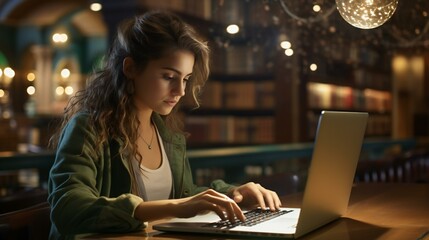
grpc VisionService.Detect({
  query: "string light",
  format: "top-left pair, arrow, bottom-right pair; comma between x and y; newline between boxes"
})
27,72 -> 35,81
26,86 -> 36,95
60,68 -> 70,79
52,33 -> 68,44
226,24 -> 239,34
90,2 -> 102,12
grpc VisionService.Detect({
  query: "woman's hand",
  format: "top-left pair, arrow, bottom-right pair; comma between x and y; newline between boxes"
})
228,182 -> 282,211
174,189 -> 246,223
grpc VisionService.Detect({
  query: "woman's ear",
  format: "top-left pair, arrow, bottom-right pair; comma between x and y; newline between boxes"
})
123,57 -> 136,79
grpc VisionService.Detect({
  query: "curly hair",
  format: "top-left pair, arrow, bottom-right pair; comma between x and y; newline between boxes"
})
49,11 -> 210,161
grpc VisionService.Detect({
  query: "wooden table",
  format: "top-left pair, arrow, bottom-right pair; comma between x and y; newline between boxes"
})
84,183 -> 429,239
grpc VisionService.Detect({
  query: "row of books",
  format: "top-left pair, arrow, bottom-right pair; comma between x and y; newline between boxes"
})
307,82 -> 392,112
210,45 -> 270,75
353,68 -> 391,89
195,80 -> 275,109
185,116 -> 275,144
329,43 -> 387,68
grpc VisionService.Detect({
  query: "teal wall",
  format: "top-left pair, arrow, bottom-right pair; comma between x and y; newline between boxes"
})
0,25 -> 16,67
0,10 -> 108,114
0,11 -> 108,74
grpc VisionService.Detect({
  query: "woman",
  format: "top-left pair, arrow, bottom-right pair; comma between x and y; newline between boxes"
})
48,11 -> 281,239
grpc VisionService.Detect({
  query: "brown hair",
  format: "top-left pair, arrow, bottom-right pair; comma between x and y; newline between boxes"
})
49,11 -> 210,160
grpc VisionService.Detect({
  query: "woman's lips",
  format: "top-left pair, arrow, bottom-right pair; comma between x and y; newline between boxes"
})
164,100 -> 177,107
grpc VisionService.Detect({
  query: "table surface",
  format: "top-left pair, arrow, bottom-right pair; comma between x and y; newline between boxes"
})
83,183 -> 429,240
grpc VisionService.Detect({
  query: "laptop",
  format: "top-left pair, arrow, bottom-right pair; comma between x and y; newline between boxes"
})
153,111 -> 369,238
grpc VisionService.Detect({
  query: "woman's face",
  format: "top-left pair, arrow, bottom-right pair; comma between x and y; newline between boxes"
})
130,49 -> 195,115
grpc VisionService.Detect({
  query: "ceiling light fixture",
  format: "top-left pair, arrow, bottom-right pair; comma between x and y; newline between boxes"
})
336,0 -> 399,29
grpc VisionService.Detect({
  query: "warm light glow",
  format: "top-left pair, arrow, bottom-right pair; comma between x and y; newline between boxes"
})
4,67 -> 15,78
52,33 -> 68,43
313,5 -> 321,12
61,68 -> 71,78
90,3 -> 102,11
226,24 -> 239,34
392,55 -> 408,73
2,67 -> 15,87
27,86 -> 36,95
310,63 -> 318,71
284,49 -> 294,56
336,0 -> 398,29
27,72 -> 36,81
0,89 -> 4,98
65,86 -> 74,95
56,86 -> 64,95
280,41 -> 292,49
0,68 -> 2,77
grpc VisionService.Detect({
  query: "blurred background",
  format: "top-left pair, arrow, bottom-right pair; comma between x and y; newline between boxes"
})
0,0 -> 428,150
0,0 -> 428,213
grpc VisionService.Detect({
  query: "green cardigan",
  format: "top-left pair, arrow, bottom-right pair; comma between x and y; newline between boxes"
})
48,112 -> 234,239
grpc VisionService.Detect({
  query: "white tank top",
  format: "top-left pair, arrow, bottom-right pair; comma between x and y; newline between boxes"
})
132,126 -> 173,201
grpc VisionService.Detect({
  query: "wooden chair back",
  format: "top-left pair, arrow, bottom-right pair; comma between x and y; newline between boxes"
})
0,201 -> 51,240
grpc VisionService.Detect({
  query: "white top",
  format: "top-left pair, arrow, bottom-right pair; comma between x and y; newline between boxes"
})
132,126 -> 173,201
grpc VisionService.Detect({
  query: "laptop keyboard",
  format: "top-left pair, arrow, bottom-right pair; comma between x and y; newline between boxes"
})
203,208 -> 292,229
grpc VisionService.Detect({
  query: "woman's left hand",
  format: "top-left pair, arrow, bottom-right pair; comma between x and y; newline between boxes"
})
228,182 -> 282,211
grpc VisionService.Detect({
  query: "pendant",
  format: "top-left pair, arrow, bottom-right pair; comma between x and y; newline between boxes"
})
148,145 -> 152,150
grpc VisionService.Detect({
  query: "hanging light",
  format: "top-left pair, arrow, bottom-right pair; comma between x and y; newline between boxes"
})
336,0 -> 399,29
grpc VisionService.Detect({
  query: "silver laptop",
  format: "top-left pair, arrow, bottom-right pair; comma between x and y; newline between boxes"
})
153,111 -> 368,238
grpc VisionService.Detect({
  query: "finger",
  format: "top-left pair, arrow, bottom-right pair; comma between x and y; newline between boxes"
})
262,189 -> 275,211
207,203 -> 227,221
230,199 -> 246,222
272,192 -> 282,210
224,200 -> 237,223
253,185 -> 267,210
219,196 -> 244,223
201,194 -> 245,222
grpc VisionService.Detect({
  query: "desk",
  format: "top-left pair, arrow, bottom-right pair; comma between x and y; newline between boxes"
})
84,183 -> 429,239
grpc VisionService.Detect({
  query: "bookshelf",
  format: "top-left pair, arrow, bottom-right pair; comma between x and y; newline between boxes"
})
133,1 -> 395,146
304,44 -> 393,140
178,2 -> 279,147
184,74 -> 276,147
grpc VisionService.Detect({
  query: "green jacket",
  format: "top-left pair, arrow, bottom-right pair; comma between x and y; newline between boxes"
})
48,112 -> 234,240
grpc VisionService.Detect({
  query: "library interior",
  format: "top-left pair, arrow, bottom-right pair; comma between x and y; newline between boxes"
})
0,0 -> 428,239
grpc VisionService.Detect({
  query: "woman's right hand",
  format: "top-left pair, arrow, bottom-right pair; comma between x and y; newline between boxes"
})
174,189 -> 246,223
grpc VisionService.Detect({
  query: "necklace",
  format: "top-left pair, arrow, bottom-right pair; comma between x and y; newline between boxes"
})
140,125 -> 155,150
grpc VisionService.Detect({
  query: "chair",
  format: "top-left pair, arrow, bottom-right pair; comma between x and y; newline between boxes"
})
0,187 -> 48,214
0,201 -> 51,240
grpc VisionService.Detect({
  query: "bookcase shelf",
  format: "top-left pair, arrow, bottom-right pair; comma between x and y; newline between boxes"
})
185,109 -> 275,116
174,1 -> 394,146
303,45 -> 393,141
184,73 -> 276,147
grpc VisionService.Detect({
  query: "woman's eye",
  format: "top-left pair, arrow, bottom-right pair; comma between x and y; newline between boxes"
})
163,75 -> 175,80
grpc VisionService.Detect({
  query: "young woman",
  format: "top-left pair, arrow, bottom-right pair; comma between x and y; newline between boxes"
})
48,11 -> 281,239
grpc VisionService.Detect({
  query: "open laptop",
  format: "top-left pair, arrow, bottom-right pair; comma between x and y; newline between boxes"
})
153,111 -> 369,238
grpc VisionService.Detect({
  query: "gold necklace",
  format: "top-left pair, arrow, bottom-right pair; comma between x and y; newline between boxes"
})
140,125 -> 155,150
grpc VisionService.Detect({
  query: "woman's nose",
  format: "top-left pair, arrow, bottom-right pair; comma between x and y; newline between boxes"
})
172,81 -> 186,96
